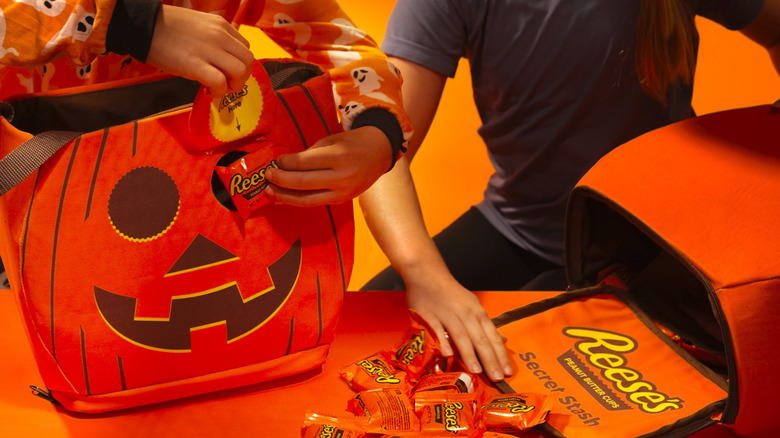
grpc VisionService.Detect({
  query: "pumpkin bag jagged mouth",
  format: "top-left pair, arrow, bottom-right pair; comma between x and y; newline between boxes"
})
94,239 -> 301,352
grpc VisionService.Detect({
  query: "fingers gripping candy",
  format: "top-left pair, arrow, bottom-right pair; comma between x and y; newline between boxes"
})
190,60 -> 278,152
347,389 -> 420,434
214,141 -> 287,220
301,412 -> 368,438
340,352 -> 411,393
478,393 -> 553,433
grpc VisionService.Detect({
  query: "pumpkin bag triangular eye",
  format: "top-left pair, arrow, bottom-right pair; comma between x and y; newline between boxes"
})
166,234 -> 239,277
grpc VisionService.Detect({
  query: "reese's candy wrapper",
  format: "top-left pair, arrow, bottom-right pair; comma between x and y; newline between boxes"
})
340,352 -> 411,393
301,412 -> 368,438
388,310 -> 443,380
413,372 -> 476,395
214,141 -> 287,220
413,391 -> 479,436
189,59 -> 277,152
425,352 -> 455,375
477,393 -> 553,433
347,389 -> 420,434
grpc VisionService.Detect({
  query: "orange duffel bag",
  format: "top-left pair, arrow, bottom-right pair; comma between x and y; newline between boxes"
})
0,59 -> 353,413
493,103 -> 779,437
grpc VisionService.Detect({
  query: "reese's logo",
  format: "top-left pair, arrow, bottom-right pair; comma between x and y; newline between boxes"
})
397,330 -> 425,366
482,397 -> 536,414
562,327 -> 684,414
229,160 -> 278,198
357,359 -> 401,384
219,85 -> 249,112
443,402 -> 463,433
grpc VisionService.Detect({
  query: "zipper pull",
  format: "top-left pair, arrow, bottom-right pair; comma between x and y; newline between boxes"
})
30,385 -> 57,404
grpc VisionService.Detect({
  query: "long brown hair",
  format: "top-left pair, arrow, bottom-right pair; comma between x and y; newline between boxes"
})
635,0 -> 696,104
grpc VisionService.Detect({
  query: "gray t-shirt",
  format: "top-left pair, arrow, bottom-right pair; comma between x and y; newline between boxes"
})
381,0 -> 764,265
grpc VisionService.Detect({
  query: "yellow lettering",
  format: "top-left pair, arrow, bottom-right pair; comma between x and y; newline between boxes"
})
564,327 -> 684,414
444,402 -> 463,432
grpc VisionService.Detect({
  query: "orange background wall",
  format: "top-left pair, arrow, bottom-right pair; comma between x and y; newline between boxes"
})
241,1 -> 780,291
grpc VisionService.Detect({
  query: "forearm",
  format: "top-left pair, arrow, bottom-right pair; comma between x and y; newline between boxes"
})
253,0 -> 412,159
359,158 -> 451,285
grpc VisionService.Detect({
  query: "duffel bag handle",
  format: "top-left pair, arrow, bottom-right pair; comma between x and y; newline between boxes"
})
0,128 -> 79,196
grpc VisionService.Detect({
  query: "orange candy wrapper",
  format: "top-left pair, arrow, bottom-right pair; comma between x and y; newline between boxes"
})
189,59 -> 278,152
413,372 -> 476,395
478,393 -> 553,434
214,141 -> 287,220
340,353 -> 412,393
414,391 -> 480,436
301,412 -> 368,438
387,310 -> 444,380
347,389 -> 420,434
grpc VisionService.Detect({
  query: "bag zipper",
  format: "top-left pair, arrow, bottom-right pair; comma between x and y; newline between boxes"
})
30,385 -> 59,405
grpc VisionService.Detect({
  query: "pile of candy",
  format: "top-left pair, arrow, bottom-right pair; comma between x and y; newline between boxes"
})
301,311 -> 552,437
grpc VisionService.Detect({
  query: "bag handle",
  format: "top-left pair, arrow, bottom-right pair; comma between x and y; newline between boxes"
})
0,130 -> 80,196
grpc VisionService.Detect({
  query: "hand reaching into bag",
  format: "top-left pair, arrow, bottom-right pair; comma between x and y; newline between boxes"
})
146,5 -> 255,98
264,126 -> 393,206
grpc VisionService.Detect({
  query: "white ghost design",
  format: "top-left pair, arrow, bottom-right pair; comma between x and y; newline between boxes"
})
13,0 -> 66,17
273,13 -> 311,47
42,5 -> 95,56
351,67 -> 395,104
338,100 -> 366,130
0,9 -> 19,59
330,18 -> 366,46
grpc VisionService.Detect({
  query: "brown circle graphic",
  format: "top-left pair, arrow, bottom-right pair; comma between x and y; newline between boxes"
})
108,166 -> 180,242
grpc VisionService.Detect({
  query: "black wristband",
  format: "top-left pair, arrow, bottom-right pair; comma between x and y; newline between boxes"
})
351,107 -> 406,172
105,0 -> 161,63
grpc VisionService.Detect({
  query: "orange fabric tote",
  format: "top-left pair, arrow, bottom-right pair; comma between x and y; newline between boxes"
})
495,103 -> 780,437
0,59 -> 353,413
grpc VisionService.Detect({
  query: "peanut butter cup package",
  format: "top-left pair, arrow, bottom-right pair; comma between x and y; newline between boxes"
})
413,372 -> 476,395
413,391 -> 480,436
189,59 -> 277,152
477,392 -> 553,434
387,310 -> 443,380
347,389 -> 420,434
301,412 -> 368,438
340,352 -> 412,393
214,141 -> 287,220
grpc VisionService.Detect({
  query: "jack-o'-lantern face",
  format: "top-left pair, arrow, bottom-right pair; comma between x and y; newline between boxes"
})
19,74 -> 350,397
93,165 -> 300,352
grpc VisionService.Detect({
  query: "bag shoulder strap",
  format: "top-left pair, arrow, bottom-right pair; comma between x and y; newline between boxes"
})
0,130 -> 80,196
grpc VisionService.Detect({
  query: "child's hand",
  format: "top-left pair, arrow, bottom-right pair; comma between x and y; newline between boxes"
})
405,275 -> 513,382
265,126 -> 393,206
146,5 -> 254,98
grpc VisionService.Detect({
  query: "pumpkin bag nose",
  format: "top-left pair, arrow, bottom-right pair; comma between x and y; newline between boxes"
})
166,234 -> 239,277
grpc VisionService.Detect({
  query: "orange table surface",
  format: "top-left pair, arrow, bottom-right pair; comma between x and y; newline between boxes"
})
0,289 -> 737,437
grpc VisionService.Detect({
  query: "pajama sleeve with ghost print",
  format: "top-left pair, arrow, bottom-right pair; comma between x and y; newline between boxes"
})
0,0 -> 411,158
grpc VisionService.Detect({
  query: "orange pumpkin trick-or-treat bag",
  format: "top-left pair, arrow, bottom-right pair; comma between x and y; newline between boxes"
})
0,59 -> 353,413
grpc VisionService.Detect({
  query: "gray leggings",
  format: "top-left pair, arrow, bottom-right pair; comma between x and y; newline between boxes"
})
360,207 -> 567,291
